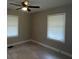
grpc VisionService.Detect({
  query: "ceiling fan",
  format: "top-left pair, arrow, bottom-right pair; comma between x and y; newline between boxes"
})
9,0 -> 40,12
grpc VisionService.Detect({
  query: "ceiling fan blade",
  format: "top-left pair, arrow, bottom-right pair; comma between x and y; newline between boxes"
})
27,8 -> 31,12
28,6 -> 40,8
9,3 -> 21,6
16,8 -> 21,10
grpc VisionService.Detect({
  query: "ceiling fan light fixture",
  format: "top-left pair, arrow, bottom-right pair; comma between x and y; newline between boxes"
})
21,7 -> 27,11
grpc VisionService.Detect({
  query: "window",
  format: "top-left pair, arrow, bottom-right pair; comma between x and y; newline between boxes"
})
7,15 -> 18,37
47,13 -> 65,42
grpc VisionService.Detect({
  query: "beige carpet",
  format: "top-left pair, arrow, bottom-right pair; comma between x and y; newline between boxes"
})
7,42 -> 71,59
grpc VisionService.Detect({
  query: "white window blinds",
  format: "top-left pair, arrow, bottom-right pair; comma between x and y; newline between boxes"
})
47,13 -> 65,42
7,15 -> 18,37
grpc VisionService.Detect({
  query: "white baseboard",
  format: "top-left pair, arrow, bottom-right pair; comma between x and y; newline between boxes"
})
7,40 -> 31,47
31,40 -> 72,58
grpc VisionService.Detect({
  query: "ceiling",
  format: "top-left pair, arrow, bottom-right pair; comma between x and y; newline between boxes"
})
7,0 -> 72,13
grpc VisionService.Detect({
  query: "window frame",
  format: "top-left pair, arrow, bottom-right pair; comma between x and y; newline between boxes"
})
7,15 -> 19,38
47,13 -> 66,43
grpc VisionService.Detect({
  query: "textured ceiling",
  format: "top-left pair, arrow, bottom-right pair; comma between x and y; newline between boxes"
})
7,0 -> 72,13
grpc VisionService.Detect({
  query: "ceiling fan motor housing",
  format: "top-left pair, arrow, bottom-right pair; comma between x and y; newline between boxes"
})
22,2 -> 27,7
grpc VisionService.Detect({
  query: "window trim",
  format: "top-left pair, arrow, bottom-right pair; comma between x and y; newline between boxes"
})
7,15 -> 19,38
47,13 -> 66,43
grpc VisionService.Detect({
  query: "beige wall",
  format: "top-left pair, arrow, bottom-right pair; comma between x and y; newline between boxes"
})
31,4 -> 72,54
7,9 -> 31,44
